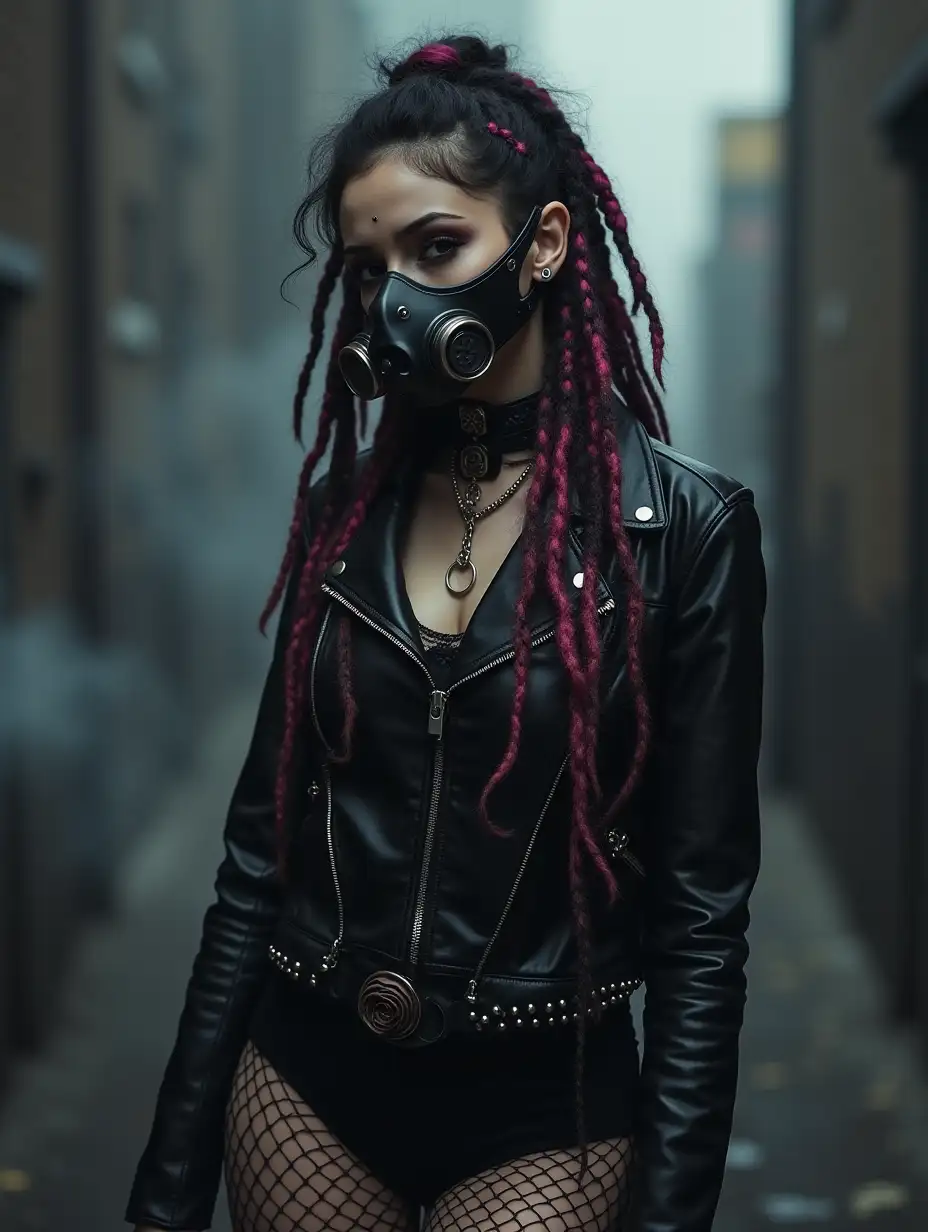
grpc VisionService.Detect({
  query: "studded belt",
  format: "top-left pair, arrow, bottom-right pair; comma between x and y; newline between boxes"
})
268,933 -> 642,1047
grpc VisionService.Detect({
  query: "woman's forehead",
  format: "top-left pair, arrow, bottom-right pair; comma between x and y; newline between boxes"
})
339,155 -> 497,241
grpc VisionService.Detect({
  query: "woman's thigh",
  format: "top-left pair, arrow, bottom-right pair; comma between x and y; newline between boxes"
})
423,1137 -> 635,1232
224,1038 -> 418,1232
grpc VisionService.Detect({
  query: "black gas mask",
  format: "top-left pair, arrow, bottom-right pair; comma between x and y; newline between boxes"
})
338,206 -> 544,404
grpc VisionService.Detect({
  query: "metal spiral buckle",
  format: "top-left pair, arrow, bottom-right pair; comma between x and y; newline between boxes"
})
357,970 -> 422,1040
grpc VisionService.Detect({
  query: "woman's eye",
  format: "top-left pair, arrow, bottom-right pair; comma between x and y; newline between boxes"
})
421,236 -> 462,263
357,260 -> 386,284
350,236 -> 462,288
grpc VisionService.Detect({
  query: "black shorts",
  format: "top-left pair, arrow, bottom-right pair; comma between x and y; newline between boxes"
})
247,968 -> 640,1209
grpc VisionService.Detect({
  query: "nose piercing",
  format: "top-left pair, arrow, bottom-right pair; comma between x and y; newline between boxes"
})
371,215 -> 378,222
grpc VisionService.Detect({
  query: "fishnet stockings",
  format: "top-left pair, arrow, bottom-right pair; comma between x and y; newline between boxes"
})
424,1139 -> 635,1231
225,1040 -> 415,1231
224,1040 -> 635,1232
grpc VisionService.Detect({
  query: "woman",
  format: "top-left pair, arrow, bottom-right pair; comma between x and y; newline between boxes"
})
127,34 -> 765,1232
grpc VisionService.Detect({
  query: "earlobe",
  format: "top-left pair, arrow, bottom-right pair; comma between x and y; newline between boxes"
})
532,200 -> 571,281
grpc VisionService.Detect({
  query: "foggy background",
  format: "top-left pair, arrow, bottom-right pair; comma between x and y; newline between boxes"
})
2,1 -> 928,1228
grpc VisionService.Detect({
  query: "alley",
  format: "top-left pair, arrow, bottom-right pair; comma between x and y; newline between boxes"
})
0,703 -> 926,1231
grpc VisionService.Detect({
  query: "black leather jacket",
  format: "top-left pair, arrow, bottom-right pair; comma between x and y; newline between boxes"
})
126,403 -> 765,1231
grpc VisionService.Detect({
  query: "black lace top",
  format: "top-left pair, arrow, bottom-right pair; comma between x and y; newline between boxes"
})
418,621 -> 463,685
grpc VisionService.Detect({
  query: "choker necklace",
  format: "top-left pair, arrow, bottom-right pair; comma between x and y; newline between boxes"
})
419,392 -> 540,482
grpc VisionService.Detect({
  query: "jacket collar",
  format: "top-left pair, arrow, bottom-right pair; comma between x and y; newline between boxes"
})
570,393 -> 667,528
309,396 -> 666,681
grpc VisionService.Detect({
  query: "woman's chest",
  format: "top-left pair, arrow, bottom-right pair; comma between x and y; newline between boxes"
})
400,478 -> 530,635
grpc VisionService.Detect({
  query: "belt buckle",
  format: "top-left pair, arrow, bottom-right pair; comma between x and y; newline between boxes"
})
358,970 -> 422,1041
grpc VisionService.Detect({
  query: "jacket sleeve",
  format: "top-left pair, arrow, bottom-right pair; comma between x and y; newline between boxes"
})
634,492 -> 766,1232
125,539 -> 306,1230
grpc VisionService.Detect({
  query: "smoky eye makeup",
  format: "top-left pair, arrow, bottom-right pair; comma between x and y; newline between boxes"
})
419,233 -> 466,262
343,248 -> 383,279
344,230 -> 470,278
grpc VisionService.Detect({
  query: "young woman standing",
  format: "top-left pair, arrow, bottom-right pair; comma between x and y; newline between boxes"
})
128,34 -> 765,1232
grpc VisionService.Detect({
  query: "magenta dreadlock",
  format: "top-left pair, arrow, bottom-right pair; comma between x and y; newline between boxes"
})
261,33 -> 669,1169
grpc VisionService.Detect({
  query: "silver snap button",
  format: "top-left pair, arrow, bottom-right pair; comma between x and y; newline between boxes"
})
396,306 -> 409,319
572,571 -> 584,589
635,505 -> 654,522
330,559 -> 346,576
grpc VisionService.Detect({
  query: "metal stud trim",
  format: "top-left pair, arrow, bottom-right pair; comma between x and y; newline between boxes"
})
269,943 -> 642,1036
467,976 -> 642,1032
268,943 -> 320,989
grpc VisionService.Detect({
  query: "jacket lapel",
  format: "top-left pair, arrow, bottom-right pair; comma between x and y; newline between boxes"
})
311,394 -> 667,679
316,478 -> 425,664
569,395 -> 668,528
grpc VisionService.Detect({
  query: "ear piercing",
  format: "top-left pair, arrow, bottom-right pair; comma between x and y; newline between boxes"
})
540,267 -> 552,280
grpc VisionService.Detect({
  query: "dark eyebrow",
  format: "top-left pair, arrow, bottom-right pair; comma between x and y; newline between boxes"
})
343,211 -> 466,256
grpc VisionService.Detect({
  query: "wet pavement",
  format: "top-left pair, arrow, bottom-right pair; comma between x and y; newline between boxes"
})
0,705 -> 927,1231
712,797 -> 928,1230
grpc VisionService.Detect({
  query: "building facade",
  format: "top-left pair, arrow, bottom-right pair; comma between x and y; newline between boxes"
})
700,115 -> 782,515
0,0 -> 366,1093
0,0 -> 75,1097
697,114 -> 783,783
776,0 -> 928,1050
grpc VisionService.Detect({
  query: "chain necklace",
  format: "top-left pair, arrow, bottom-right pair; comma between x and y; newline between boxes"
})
445,452 -> 535,597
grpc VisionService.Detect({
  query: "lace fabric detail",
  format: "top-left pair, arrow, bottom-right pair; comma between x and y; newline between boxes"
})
419,621 -> 463,676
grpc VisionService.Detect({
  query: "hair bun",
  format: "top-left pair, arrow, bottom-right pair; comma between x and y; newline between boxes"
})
387,35 -> 508,87
449,36 -> 508,72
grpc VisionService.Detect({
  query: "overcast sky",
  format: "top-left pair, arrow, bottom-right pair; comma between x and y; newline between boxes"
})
356,0 -> 789,444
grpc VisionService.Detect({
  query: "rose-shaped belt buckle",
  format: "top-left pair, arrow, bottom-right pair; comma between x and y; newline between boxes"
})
357,970 -> 422,1041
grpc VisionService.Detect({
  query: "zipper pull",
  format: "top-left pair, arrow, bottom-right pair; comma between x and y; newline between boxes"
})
321,939 -> 341,971
428,690 -> 447,739
466,979 -> 478,1004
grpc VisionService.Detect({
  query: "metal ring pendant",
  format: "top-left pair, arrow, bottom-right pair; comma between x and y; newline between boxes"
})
445,559 -> 478,597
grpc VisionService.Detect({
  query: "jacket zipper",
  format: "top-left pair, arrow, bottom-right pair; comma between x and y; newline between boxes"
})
318,582 -> 616,973
408,691 -> 447,963
309,604 -> 343,971
320,764 -> 343,971
408,603 -> 621,966
320,583 -> 440,970
466,753 -> 569,1004
310,604 -> 335,754
607,829 -> 645,878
